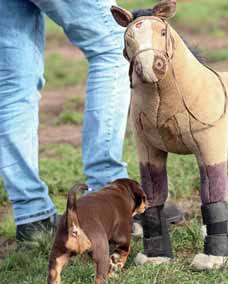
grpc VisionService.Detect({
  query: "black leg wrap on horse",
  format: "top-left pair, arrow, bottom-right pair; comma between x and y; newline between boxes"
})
201,202 -> 228,256
142,205 -> 173,258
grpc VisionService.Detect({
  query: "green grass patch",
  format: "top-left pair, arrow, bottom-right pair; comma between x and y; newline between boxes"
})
39,144 -> 85,196
0,219 -> 225,284
0,178 -> 8,205
64,96 -> 85,110
44,53 -> 88,90
0,210 -> 15,240
46,18 -> 65,43
57,111 -> 84,125
56,96 -> 84,126
206,48 -> 228,62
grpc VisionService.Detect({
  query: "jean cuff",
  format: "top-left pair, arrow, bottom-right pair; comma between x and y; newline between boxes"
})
15,206 -> 57,225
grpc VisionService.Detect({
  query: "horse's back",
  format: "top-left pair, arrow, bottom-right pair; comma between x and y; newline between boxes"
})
220,72 -> 228,89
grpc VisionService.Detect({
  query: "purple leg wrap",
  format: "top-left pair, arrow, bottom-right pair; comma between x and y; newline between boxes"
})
140,163 -> 168,207
199,162 -> 228,205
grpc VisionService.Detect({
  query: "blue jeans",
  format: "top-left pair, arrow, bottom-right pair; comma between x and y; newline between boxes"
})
0,0 -> 130,225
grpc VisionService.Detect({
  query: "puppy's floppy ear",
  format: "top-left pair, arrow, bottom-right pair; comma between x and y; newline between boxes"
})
152,0 -> 176,19
111,6 -> 134,27
134,190 -> 147,209
130,181 -> 147,208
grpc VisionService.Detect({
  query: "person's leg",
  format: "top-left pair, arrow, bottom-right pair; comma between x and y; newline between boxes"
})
0,0 -> 56,227
30,0 -> 130,190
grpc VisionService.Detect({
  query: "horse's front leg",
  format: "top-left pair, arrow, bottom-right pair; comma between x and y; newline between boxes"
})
133,138 -> 173,265
191,132 -> 228,270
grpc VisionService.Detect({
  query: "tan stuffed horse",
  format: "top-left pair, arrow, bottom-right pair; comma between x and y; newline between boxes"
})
111,0 -> 228,270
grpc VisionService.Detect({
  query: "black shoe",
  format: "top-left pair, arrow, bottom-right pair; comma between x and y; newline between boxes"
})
16,214 -> 61,248
132,202 -> 184,237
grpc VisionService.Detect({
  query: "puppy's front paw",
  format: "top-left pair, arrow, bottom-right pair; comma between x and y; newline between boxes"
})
109,253 -> 124,276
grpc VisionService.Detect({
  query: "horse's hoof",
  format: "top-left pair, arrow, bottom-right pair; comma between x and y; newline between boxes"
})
191,253 -> 227,270
134,252 -> 172,266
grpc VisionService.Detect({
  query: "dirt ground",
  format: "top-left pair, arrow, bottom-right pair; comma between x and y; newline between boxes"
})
39,85 -> 85,147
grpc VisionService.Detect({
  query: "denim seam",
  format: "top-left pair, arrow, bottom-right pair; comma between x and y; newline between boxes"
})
95,0 -> 119,49
103,63 -> 120,180
0,162 -> 18,171
89,0 -> 122,180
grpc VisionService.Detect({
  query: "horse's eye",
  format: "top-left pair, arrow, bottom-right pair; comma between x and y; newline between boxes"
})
161,29 -> 166,37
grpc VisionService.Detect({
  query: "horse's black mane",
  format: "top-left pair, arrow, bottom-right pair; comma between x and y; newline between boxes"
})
133,9 -> 154,19
132,9 -> 206,65
181,37 -> 206,65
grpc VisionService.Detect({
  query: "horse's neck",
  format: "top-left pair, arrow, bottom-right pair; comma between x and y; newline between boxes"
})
132,27 -> 225,128
163,28 -> 207,94
158,27 -> 221,108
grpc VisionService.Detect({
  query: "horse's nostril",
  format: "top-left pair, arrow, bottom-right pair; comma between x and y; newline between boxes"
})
153,55 -> 167,75
156,59 -> 163,69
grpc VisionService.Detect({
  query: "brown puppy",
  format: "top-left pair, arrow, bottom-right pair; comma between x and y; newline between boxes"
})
48,178 -> 147,284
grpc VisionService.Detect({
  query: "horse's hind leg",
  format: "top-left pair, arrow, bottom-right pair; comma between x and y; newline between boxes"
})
133,140 -> 173,265
191,124 -> 228,270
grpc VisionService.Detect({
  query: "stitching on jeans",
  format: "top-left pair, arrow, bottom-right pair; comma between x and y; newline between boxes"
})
95,0 -> 119,48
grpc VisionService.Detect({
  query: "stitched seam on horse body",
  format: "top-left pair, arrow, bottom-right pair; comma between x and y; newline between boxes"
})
156,83 -> 161,129
142,111 -> 168,152
174,115 -> 191,152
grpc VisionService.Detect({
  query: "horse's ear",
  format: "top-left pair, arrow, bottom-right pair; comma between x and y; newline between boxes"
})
111,6 -> 134,27
152,0 -> 176,19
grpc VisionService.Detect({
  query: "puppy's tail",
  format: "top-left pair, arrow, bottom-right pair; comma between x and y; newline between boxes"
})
66,184 -> 88,237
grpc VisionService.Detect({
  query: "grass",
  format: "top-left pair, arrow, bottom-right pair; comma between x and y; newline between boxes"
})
206,48 -> 228,62
56,96 -> 84,126
39,144 -> 85,196
0,213 -> 205,284
57,111 -> 84,125
0,216 -> 226,284
0,178 -> 8,206
46,18 -> 65,44
45,53 -> 88,90
0,211 -> 15,240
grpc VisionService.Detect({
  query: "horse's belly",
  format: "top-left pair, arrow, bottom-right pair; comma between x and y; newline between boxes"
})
132,111 -> 191,154
158,118 -> 191,154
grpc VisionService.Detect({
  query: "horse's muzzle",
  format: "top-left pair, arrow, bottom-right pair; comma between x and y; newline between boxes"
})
134,53 -> 168,84
153,54 -> 168,79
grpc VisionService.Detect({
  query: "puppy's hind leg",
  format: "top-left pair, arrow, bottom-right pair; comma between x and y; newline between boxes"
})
48,249 -> 70,284
92,236 -> 110,284
110,224 -> 131,273
48,216 -> 72,284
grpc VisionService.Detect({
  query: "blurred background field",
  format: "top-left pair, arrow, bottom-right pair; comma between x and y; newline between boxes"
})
1,1 -> 228,283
